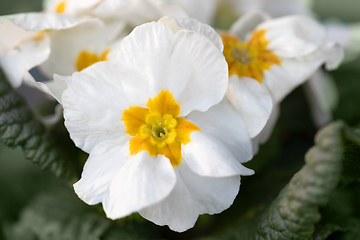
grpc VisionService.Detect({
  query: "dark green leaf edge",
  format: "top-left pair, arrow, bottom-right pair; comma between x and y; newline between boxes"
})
255,121 -> 344,240
0,69 -> 76,181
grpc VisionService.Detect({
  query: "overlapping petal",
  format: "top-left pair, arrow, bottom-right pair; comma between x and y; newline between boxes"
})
73,138 -> 129,205
0,20 -> 50,87
62,61 -> 133,153
159,16 -> 223,51
182,130 -> 254,177
139,161 -> 241,232
114,21 -> 228,116
226,76 -> 273,138
259,15 -> 325,58
187,101 -> 254,163
103,151 -> 176,220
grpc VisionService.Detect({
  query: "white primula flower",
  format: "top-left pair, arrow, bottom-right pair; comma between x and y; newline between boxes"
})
219,11 -> 343,138
62,19 -> 254,232
225,0 -> 357,128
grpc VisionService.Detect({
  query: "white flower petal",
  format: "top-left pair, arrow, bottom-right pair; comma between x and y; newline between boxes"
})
73,139 -> 129,205
139,161 -> 241,232
229,10 -> 270,40
158,16 -> 223,51
251,103 -> 280,155
115,21 -> 228,115
187,101 -> 253,163
0,34 -> 50,88
182,131 -> 254,177
323,42 -> 343,70
26,74 -> 69,103
263,49 -> 335,103
226,76 -> 273,138
4,12 -> 100,31
260,15 -> 326,58
62,61 -> 131,153
0,19 -> 36,55
303,70 -> 338,127
104,152 -> 176,220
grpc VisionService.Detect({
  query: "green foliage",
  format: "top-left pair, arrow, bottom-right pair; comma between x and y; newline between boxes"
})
201,121 -> 360,240
0,69 -> 76,180
255,121 -> 344,240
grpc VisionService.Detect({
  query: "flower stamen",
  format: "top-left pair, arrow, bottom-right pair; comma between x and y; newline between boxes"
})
122,90 -> 200,167
221,30 -> 281,83
76,49 -> 110,72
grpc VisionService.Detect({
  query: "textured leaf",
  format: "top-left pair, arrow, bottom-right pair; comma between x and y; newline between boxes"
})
337,125 -> 360,186
255,121 -> 343,240
0,69 -> 75,180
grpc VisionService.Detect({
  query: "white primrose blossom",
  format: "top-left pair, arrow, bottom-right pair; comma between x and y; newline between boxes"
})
225,0 -> 355,127
219,11 -> 343,143
60,18 -> 254,232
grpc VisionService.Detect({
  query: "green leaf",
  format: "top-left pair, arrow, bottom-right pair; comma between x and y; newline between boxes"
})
3,190 -> 147,240
0,69 -> 76,180
255,121 -> 344,239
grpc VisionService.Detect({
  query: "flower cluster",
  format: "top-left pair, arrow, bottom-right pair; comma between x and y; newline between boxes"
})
0,0 -> 343,232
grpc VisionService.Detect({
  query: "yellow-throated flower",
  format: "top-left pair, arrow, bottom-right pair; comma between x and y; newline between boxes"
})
62,18 -> 254,232
38,20 -> 124,78
219,11 -> 342,140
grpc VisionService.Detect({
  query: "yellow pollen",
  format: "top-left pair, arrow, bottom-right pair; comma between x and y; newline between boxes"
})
55,1 -> 66,14
221,30 -> 281,83
121,90 -> 200,167
76,49 -> 110,72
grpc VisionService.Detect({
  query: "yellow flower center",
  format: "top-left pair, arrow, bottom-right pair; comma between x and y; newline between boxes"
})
221,30 -> 281,83
76,49 -> 110,72
55,1 -> 66,14
121,90 -> 200,167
